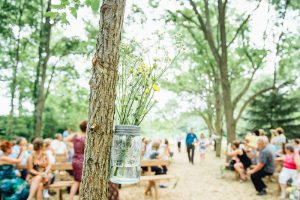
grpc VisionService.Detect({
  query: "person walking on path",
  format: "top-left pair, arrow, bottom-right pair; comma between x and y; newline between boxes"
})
247,136 -> 275,196
186,128 -> 198,164
199,133 -> 209,161
176,133 -> 183,153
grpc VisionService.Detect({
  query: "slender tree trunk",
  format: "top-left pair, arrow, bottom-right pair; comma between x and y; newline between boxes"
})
33,0 -> 52,137
80,1 -> 126,199
7,0 -> 25,136
214,78 -> 222,157
218,0 -> 236,146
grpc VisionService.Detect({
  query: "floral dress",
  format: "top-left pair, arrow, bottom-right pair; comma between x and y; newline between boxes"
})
0,164 -> 29,200
27,152 -> 50,184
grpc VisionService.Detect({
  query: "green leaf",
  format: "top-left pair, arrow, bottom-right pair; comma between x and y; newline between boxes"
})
52,4 -> 66,10
61,12 -> 69,24
89,0 -> 100,12
70,7 -> 77,18
45,11 -> 58,19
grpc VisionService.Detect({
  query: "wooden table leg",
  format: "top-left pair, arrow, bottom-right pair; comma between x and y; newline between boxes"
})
55,188 -> 61,200
154,181 -> 158,200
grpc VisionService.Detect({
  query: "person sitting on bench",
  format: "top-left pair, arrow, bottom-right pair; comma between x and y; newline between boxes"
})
227,141 -> 252,182
247,136 -> 275,196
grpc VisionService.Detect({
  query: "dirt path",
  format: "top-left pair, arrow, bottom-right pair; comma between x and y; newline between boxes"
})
120,148 -> 278,200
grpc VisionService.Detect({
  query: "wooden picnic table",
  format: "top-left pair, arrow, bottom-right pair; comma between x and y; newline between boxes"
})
141,159 -> 176,200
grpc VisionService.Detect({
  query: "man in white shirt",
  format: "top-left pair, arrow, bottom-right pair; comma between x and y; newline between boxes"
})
51,133 -> 68,158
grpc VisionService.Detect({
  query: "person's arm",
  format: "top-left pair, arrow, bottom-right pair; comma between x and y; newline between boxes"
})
194,134 -> 198,143
294,153 -> 300,166
64,143 -> 69,160
185,134 -> 188,144
45,154 -> 52,174
27,155 -> 42,176
227,149 -> 242,157
247,163 -> 265,175
0,153 -> 24,165
64,133 -> 76,143
247,151 -> 267,175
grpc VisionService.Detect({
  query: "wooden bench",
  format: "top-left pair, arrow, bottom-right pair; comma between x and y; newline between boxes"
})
17,163 -> 73,200
17,163 -> 73,171
49,180 -> 74,200
55,153 -> 68,163
140,159 -> 177,200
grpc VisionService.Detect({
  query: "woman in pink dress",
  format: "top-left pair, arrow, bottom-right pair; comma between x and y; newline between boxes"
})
65,120 -> 87,200
278,144 -> 299,199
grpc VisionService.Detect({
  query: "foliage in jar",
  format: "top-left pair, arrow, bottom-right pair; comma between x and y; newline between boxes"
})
116,33 -> 183,126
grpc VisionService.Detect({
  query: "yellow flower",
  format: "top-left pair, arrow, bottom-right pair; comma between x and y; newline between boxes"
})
145,89 -> 150,94
152,84 -> 160,91
286,187 -> 293,193
142,64 -> 150,71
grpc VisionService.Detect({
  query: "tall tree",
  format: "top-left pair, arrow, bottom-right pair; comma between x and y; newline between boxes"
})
165,0 -> 291,145
80,0 -> 126,199
247,87 -> 300,138
33,0 -> 53,137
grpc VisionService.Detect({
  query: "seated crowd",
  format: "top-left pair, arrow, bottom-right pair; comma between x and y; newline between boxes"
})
0,120 -> 87,200
227,127 -> 300,199
0,123 -> 172,200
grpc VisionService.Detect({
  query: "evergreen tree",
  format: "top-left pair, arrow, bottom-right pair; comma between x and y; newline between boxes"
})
247,89 -> 300,138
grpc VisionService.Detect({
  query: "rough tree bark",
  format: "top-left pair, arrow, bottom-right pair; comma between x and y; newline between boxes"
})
213,75 -> 223,157
80,1 -> 126,199
34,0 -> 52,137
7,0 -> 26,136
33,0 -> 52,137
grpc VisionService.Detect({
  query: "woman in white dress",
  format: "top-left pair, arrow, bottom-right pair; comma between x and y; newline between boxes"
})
199,133 -> 208,161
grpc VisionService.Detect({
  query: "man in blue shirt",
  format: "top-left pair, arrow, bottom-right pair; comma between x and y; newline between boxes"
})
186,128 -> 198,164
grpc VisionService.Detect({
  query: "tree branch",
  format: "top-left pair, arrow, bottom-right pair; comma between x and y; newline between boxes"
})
188,0 -> 220,62
234,86 -> 275,124
176,10 -> 200,27
182,25 -> 202,47
44,57 -> 62,99
232,30 -> 267,108
226,0 -> 262,48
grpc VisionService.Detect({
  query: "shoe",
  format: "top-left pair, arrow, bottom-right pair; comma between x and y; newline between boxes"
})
256,190 -> 267,196
43,189 -> 50,198
159,184 -> 168,188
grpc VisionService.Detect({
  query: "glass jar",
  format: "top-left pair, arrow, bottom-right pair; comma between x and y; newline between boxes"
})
110,125 -> 142,184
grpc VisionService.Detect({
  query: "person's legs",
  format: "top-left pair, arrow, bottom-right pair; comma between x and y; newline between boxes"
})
70,181 -> 80,200
234,163 -> 246,180
200,150 -> 205,161
37,183 -> 44,200
250,169 -> 269,193
279,168 -> 297,199
27,175 -> 43,200
191,145 -> 195,164
187,145 -> 191,162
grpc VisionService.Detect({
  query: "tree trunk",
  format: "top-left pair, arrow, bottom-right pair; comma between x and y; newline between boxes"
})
214,78 -> 222,157
33,0 -> 52,138
80,1 -> 126,199
218,0 -> 236,146
7,0 -> 25,136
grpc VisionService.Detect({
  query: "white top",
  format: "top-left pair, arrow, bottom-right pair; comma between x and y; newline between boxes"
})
50,140 -> 67,154
46,150 -> 56,164
176,134 -> 183,142
143,143 -> 153,160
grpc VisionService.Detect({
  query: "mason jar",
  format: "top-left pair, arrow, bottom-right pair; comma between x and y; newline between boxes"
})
110,125 -> 142,184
